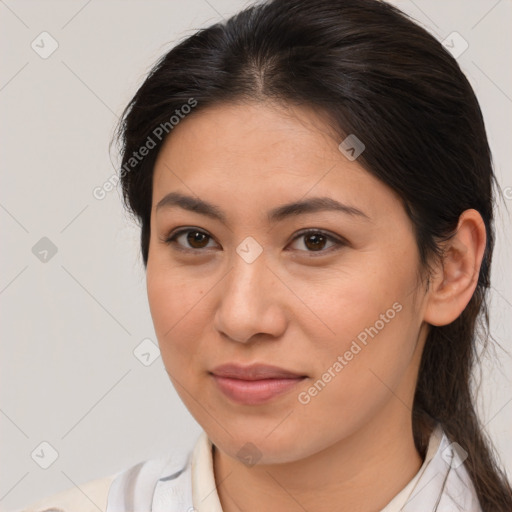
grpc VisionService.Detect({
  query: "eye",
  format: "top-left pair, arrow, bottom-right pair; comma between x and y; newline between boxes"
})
161,227 -> 346,255
162,228 -> 218,252
288,229 -> 346,255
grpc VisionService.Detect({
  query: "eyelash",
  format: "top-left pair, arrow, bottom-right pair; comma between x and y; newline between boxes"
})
161,228 -> 347,256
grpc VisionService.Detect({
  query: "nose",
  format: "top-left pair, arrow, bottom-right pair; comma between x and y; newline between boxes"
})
213,249 -> 288,344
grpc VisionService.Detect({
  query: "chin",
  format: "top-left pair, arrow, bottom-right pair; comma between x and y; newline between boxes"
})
208,424 -> 316,466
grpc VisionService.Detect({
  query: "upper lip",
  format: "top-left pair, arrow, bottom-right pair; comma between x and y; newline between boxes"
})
210,363 -> 306,380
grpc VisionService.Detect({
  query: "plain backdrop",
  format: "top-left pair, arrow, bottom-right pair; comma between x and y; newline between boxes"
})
1,0 -> 511,510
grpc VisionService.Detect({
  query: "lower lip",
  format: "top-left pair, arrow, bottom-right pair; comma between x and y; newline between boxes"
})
211,375 -> 306,405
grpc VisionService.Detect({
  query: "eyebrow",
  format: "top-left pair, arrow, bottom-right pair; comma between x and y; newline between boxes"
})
155,191 -> 370,224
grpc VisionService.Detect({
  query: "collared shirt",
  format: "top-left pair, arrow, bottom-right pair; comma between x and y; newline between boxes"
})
18,423 -> 482,512
106,423 -> 482,512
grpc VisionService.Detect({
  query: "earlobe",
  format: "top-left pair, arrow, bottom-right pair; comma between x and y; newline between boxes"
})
423,209 -> 487,327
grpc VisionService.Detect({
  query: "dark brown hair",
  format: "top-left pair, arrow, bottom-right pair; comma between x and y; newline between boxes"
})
113,0 -> 512,509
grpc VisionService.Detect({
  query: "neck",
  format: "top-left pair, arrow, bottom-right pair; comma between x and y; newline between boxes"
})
213,410 -> 424,512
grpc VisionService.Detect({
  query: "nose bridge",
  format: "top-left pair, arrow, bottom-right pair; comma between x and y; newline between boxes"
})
231,243 -> 268,299
213,241 -> 286,343
227,234 -> 270,299
225,242 -> 271,315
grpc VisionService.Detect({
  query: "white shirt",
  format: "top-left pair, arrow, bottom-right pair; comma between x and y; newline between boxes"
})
18,423 -> 482,512
189,424 -> 482,512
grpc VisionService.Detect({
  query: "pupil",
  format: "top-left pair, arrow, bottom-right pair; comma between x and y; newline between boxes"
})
188,231 -> 207,248
306,233 -> 325,251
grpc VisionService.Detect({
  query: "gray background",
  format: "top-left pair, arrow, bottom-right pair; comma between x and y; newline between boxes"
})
1,0 -> 511,509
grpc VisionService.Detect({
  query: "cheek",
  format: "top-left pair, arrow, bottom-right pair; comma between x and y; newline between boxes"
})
293,304 -> 417,446
304,264 -> 407,354
301,258 -> 420,400
146,265 -> 206,363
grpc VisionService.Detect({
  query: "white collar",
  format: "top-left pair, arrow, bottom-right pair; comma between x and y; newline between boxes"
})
106,424 -> 482,512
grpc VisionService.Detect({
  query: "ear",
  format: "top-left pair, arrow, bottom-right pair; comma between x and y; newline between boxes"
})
423,209 -> 487,327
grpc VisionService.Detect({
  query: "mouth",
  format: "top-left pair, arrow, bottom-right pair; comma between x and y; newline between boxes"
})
210,362 -> 307,380
210,363 -> 308,405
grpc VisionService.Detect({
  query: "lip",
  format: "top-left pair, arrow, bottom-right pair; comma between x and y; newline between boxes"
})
211,363 -> 306,380
210,363 -> 307,405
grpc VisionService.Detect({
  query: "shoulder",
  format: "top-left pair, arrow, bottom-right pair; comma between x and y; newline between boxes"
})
13,441 -> 198,512
12,473 -> 118,512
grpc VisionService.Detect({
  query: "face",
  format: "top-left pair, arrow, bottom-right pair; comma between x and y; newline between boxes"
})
146,100 -> 429,465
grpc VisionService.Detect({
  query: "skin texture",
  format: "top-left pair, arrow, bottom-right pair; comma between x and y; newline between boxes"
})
146,100 -> 487,512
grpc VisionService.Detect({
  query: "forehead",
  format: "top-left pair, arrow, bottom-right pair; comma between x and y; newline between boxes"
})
156,102 -> 350,179
151,101 -> 399,220
159,101 -> 342,163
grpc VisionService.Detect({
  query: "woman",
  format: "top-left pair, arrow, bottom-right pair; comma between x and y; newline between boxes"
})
18,0 -> 511,510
